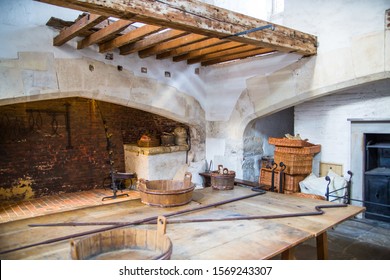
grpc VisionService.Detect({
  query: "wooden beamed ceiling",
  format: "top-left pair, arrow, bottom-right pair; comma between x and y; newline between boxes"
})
37,0 -> 318,66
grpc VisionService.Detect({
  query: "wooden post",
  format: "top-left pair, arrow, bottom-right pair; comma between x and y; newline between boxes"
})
316,231 -> 329,260
281,248 -> 296,260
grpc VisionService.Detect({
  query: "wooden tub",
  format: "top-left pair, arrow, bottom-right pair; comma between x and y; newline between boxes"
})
70,216 -> 172,260
138,172 -> 195,207
211,170 -> 236,190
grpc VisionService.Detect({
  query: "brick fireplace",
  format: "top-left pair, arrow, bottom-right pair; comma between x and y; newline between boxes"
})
0,97 -> 190,202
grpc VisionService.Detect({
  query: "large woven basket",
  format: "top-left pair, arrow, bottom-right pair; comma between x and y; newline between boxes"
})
275,145 -> 321,155
268,137 -> 314,147
260,168 -> 280,189
283,173 -> 307,192
259,168 -> 305,193
274,151 -> 313,175
288,192 -> 326,200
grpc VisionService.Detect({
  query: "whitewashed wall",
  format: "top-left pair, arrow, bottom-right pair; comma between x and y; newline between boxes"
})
0,0 -> 206,107
294,79 -> 390,176
205,0 -> 389,179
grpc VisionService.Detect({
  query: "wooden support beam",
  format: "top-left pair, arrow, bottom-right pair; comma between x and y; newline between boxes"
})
194,45 -> 263,65
174,41 -> 244,62
120,29 -> 188,55
53,13 -> 107,46
156,37 -> 225,60
77,19 -> 134,49
99,24 -> 164,53
200,48 -> 275,66
138,33 -> 208,58
36,0 -> 317,55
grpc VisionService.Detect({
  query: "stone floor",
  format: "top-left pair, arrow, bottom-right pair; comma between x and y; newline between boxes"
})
0,188 -> 389,260
293,218 -> 390,260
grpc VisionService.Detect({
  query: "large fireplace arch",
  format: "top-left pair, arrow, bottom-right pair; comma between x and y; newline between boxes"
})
0,96 -> 205,202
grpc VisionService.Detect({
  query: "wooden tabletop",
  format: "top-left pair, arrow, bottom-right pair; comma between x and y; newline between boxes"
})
0,186 -> 364,260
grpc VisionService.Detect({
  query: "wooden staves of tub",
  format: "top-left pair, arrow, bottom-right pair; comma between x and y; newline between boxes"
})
70,216 -> 172,260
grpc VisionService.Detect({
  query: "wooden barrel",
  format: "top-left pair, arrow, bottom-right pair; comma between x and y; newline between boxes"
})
70,216 -> 172,260
161,133 -> 175,146
138,172 -> 195,207
173,126 -> 187,145
211,170 -> 236,190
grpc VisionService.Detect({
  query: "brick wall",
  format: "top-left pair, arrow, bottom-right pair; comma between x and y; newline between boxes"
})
0,97 -> 187,202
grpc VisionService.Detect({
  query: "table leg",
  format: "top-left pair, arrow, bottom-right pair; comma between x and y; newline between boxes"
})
316,231 -> 329,260
281,248 -> 295,260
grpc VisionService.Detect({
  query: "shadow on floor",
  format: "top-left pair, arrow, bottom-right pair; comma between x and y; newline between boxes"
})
273,218 -> 390,260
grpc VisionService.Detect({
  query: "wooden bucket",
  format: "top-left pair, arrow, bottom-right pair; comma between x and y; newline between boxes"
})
70,216 -> 172,260
138,172 -> 195,207
161,133 -> 175,146
210,170 -> 236,190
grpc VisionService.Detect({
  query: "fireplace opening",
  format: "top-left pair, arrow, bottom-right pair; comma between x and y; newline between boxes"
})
0,97 -> 198,203
364,133 -> 390,222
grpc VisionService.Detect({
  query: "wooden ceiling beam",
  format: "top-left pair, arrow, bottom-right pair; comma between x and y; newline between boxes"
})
188,45 -> 260,64
156,37 -> 225,60
77,19 -> 134,49
36,0 -> 317,55
176,41 -> 244,62
120,29 -> 188,55
201,48 -> 276,66
99,24 -> 164,53
53,13 -> 107,46
138,34 -> 208,58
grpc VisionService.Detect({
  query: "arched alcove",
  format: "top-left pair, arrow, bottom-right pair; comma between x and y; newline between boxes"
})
242,108 -> 294,182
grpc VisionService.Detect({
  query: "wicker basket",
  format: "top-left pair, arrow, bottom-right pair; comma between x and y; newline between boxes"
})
259,168 -> 307,193
274,151 -> 313,175
268,137 -> 314,147
274,145 -> 321,155
211,171 -> 236,190
288,192 -> 326,200
259,168 -> 280,189
283,173 -> 307,192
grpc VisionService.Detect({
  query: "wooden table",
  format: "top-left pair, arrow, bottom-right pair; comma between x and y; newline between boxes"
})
0,186 -> 364,260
